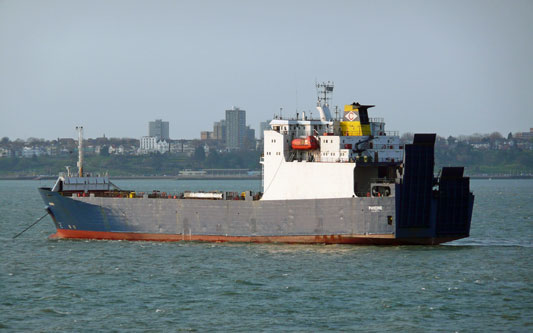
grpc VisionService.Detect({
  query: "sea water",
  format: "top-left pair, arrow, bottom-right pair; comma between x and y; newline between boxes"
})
1,179 -> 531,332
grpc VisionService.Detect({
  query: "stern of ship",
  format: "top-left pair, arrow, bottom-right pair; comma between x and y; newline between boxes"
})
394,134 -> 474,244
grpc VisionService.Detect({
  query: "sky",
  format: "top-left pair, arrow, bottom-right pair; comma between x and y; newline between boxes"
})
1,0 -> 532,140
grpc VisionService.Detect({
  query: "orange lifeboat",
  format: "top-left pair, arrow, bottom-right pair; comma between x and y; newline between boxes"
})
291,136 -> 319,150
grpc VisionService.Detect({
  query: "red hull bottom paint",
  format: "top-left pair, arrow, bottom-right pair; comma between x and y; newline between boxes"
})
50,229 -> 459,245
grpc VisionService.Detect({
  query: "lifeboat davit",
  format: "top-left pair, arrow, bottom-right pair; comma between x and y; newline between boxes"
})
291,136 -> 319,150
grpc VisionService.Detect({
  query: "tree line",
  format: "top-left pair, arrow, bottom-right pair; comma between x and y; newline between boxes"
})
0,149 -> 262,177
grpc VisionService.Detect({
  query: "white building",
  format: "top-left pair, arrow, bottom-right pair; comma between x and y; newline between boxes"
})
22,146 -> 47,158
0,147 -> 11,157
139,136 -> 170,154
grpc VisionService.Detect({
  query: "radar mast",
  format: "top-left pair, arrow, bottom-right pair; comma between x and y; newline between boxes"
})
315,81 -> 334,121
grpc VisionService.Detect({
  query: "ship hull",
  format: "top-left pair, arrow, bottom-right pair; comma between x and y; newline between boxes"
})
39,187 -> 472,245
48,229 -> 460,245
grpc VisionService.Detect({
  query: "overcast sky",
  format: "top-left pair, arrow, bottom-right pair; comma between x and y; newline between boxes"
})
1,0 -> 532,140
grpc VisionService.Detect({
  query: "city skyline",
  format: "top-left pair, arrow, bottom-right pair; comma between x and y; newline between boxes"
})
1,1 -> 532,140
0,116 -> 530,142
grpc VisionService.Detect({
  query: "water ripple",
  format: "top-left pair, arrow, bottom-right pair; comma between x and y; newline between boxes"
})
1,179 -> 532,331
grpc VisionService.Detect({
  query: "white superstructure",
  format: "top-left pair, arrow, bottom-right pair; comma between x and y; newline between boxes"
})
260,83 -> 404,201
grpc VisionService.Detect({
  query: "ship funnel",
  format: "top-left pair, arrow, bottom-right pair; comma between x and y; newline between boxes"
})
76,126 -> 84,177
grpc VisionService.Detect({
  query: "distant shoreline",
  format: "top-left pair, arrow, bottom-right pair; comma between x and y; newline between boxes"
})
176,176 -> 261,180
468,175 -> 533,179
0,174 -> 531,181
0,175 -> 262,181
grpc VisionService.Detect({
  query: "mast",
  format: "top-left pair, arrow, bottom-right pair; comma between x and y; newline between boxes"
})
76,126 -> 84,177
315,81 -> 334,121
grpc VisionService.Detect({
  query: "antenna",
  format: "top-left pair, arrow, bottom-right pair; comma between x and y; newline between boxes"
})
316,81 -> 334,107
295,84 -> 299,116
315,81 -> 334,121
76,126 -> 84,177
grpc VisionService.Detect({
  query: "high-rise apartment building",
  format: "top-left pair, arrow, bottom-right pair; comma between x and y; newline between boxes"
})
149,119 -> 170,140
244,126 -> 256,149
213,120 -> 226,142
259,121 -> 271,140
225,107 -> 246,150
200,131 -> 213,140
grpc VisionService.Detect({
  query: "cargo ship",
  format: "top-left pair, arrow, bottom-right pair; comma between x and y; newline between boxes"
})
38,83 -> 474,245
